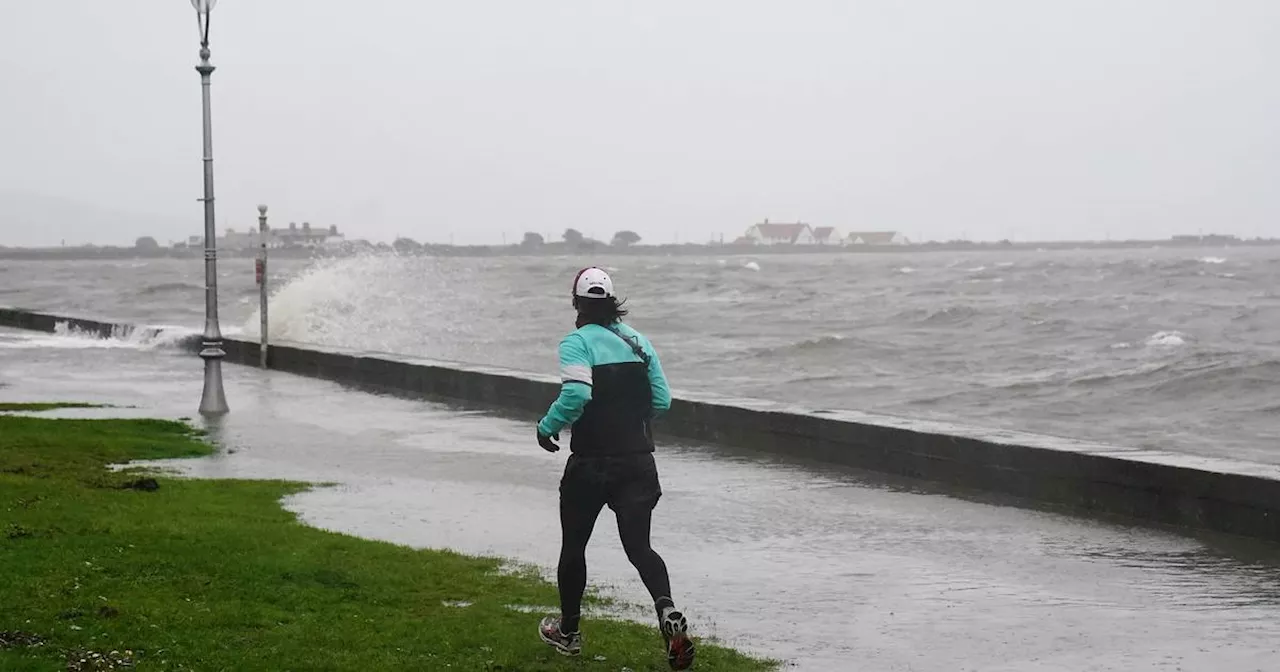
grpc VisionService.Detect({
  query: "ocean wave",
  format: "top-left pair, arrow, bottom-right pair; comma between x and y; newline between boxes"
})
1198,257 -> 1227,264
894,305 -> 982,325
1066,361 -> 1174,387
971,363 -> 1172,394
973,349 -> 1266,397
782,372 -> 850,384
136,281 -> 204,296
741,334 -> 853,360
1143,358 -> 1280,397
1145,331 -> 1188,348
0,321 -> 198,351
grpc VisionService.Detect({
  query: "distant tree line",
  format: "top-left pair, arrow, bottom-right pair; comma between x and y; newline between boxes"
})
519,229 -> 641,249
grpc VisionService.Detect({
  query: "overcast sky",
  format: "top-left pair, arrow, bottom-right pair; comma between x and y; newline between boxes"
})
2,0 -> 1277,246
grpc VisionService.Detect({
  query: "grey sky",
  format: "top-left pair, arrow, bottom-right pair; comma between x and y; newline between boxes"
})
2,0 -> 1277,247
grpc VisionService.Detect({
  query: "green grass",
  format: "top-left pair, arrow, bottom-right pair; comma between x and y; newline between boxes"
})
0,402 -> 110,412
0,411 -> 776,671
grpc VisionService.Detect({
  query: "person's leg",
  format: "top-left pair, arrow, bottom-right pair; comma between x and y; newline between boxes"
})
615,504 -> 673,610
608,454 -> 695,670
557,491 -> 603,634
541,458 -> 605,656
556,455 -> 607,634
607,453 -> 671,613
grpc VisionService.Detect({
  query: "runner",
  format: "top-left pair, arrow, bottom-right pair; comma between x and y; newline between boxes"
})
535,266 -> 696,670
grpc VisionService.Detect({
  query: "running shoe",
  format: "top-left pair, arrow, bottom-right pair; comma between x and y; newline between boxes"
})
659,606 -> 696,670
538,615 -> 582,657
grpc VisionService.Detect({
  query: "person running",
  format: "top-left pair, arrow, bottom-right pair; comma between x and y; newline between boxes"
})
535,266 -> 696,670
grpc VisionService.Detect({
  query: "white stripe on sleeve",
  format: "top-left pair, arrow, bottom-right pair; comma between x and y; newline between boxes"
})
561,364 -> 592,385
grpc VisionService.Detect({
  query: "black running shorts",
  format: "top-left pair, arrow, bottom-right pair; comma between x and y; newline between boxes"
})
559,452 -> 663,514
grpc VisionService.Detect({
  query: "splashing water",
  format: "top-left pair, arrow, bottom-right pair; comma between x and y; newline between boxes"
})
239,252 -> 506,362
244,254 -> 428,352
1146,331 -> 1188,348
0,321 -> 197,350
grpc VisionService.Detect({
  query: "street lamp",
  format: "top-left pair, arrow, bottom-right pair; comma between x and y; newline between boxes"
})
191,0 -> 228,416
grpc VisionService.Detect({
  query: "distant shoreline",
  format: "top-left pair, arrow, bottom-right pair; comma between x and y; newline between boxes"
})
1,237 -> 1276,261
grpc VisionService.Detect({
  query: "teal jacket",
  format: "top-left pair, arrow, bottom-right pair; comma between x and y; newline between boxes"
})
538,321 -> 671,454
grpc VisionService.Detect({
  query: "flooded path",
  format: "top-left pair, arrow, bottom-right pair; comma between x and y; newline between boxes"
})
4,327 -> 1280,671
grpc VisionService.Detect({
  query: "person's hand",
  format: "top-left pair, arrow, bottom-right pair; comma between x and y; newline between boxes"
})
537,427 -> 560,453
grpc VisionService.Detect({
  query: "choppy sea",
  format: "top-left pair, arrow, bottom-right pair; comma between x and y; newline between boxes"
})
3,245 -> 1277,462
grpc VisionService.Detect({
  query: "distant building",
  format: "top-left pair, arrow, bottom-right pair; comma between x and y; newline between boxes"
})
274,222 -> 343,248
847,231 -> 909,245
812,226 -> 844,246
183,221 -> 346,250
1172,233 -> 1238,244
742,220 -> 817,245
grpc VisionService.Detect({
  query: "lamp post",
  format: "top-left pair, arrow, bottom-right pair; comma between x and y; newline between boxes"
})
191,0 -> 228,416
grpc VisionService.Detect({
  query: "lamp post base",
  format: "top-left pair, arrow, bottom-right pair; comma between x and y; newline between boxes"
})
198,345 -> 229,416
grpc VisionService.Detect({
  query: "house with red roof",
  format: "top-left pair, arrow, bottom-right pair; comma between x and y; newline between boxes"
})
742,220 -> 817,246
812,226 -> 844,246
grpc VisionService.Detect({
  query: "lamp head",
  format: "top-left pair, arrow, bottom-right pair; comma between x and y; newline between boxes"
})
189,0 -> 218,47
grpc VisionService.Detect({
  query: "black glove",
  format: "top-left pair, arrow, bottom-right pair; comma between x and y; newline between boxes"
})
537,428 -> 560,453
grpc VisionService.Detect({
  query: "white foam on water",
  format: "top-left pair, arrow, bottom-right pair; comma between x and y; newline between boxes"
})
995,261 -> 1016,268
896,267 -> 916,274
742,261 -> 761,271
238,252 -> 439,354
1198,257 -> 1227,264
966,266 -> 987,272
0,321 -> 197,350
1145,330 -> 1188,348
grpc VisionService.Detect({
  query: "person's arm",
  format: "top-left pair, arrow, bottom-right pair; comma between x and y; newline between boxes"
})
538,334 -> 593,437
644,338 -> 671,417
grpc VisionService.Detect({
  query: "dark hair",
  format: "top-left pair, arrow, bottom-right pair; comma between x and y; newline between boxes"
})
574,296 -> 628,327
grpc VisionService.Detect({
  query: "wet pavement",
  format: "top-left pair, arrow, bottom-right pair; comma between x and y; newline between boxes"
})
4,327 -> 1280,672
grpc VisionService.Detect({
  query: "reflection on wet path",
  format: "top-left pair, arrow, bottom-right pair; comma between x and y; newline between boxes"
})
3,329 -> 1279,671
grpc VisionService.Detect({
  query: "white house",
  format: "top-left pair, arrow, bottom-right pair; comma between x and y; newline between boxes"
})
847,231 -> 910,245
742,220 -> 817,245
812,226 -> 844,246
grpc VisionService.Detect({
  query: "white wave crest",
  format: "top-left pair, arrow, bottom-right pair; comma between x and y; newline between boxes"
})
0,321 -> 196,350
1198,257 -> 1227,264
1145,330 -> 1188,348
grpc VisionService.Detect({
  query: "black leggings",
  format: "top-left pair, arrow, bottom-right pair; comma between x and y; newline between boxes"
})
557,454 -> 671,632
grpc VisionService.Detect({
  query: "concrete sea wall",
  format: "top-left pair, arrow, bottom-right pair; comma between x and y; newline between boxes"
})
4,307 -> 1280,542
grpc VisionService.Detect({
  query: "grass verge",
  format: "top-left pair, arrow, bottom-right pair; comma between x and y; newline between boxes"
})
0,411 -> 776,671
0,402 -> 111,412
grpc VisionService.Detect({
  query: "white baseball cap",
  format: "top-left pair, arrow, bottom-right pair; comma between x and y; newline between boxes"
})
573,267 -> 615,299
